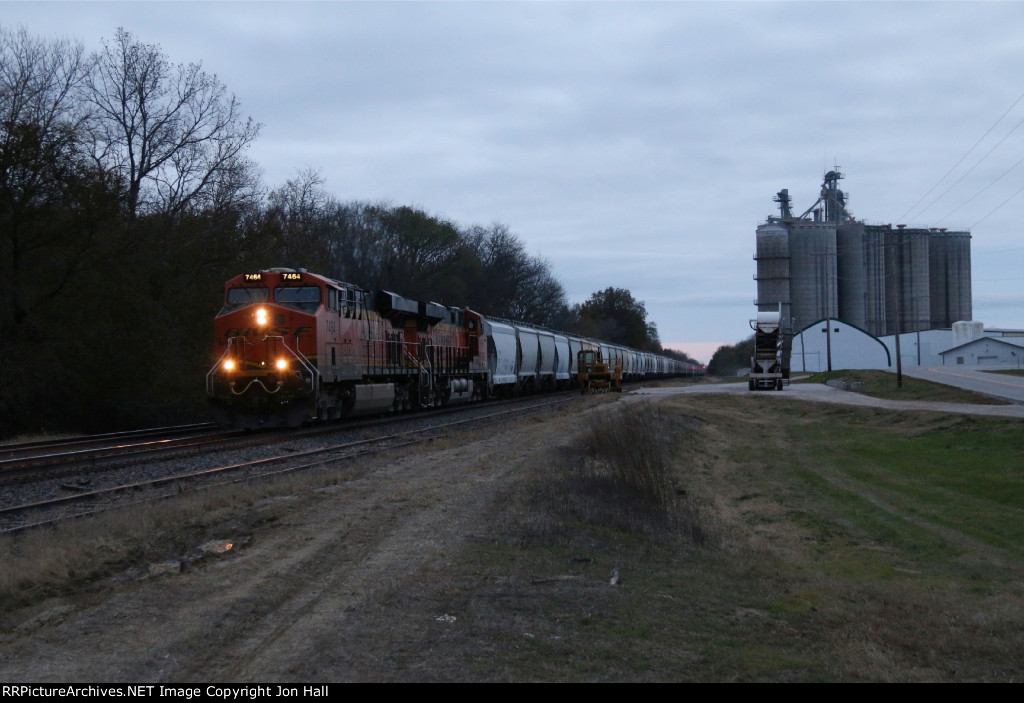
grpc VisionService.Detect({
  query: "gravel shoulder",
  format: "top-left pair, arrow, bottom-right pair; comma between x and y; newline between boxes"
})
0,404 -> 592,682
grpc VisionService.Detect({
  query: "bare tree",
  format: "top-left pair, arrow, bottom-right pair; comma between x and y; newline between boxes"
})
0,26 -> 98,333
265,168 -> 338,271
86,27 -> 260,219
0,25 -> 88,136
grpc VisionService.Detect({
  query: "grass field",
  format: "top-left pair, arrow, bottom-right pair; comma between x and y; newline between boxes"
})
415,395 -> 1024,680
799,369 -> 1011,404
985,368 -> 1024,378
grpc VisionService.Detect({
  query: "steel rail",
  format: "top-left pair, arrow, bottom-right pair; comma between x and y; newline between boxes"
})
0,396 -> 577,534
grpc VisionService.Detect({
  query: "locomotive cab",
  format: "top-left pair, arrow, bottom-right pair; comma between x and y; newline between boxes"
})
208,270 -> 489,428
207,270 -> 323,428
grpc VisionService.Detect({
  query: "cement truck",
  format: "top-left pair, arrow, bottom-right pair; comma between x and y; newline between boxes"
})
749,306 -> 788,391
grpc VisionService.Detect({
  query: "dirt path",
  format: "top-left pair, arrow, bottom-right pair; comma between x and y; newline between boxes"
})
0,409 -> 584,682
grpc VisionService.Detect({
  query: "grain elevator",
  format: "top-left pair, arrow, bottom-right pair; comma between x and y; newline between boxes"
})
755,171 -> 972,338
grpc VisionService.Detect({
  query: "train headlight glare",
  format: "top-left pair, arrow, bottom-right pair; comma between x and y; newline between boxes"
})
223,359 -> 235,371
255,308 -> 268,325
276,359 -> 288,370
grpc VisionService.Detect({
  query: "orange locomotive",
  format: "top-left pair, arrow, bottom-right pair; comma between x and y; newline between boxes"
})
206,268 -> 488,429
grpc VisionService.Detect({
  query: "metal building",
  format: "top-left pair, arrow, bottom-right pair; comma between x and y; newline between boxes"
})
754,171 -> 972,339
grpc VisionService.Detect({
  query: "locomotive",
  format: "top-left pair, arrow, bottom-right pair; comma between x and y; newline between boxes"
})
206,268 -> 700,429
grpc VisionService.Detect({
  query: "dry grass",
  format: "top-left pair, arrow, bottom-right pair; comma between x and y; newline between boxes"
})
498,401 -> 708,548
0,469 -> 342,611
379,395 -> 1024,681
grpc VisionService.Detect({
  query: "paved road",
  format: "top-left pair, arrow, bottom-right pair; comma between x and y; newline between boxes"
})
897,365 -> 1024,404
633,379 -> 1024,419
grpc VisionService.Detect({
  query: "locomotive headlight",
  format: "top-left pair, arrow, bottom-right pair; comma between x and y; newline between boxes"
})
275,358 -> 288,370
223,359 -> 236,371
255,307 -> 268,325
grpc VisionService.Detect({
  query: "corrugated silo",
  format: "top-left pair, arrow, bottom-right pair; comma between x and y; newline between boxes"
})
950,231 -> 972,322
885,228 -> 931,334
928,232 -> 953,328
862,226 -> 890,335
836,222 -> 867,329
788,222 -> 837,332
929,230 -> 972,325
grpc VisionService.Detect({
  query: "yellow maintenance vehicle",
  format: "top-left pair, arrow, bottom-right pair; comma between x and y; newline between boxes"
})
577,349 -> 622,393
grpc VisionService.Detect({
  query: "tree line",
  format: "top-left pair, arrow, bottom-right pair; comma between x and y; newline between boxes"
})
707,335 -> 755,376
0,25 -> 689,436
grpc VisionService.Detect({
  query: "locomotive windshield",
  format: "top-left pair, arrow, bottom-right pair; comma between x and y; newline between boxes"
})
224,286 -> 270,311
274,285 -> 321,312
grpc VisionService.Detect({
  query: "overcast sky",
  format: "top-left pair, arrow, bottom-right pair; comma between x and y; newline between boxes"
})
5,1 -> 1024,362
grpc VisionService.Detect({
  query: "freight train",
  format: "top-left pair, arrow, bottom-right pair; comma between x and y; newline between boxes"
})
206,268 -> 701,428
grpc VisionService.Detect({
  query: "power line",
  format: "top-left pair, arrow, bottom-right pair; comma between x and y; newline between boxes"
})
916,109 -> 1024,220
970,181 -> 1024,229
935,152 -> 1024,225
899,90 -> 1024,222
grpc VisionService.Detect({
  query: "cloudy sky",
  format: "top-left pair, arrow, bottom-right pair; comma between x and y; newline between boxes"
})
5,1 -> 1024,362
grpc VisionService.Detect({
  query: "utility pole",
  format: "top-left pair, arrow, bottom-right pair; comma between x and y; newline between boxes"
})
893,231 -> 903,388
826,316 -> 833,372
818,251 -> 833,372
826,254 -> 833,372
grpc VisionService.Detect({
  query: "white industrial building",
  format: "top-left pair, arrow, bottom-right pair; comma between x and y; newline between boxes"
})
790,320 -> 889,373
939,336 -> 1024,367
789,319 -> 1024,372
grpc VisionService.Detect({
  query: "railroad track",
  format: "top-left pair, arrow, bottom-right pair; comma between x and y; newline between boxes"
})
0,394 -> 580,534
0,393 -> 573,486
0,426 -> 252,487
0,423 -> 219,458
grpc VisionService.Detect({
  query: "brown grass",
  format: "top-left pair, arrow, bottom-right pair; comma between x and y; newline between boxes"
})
0,471 -> 326,611
498,401 -> 708,548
